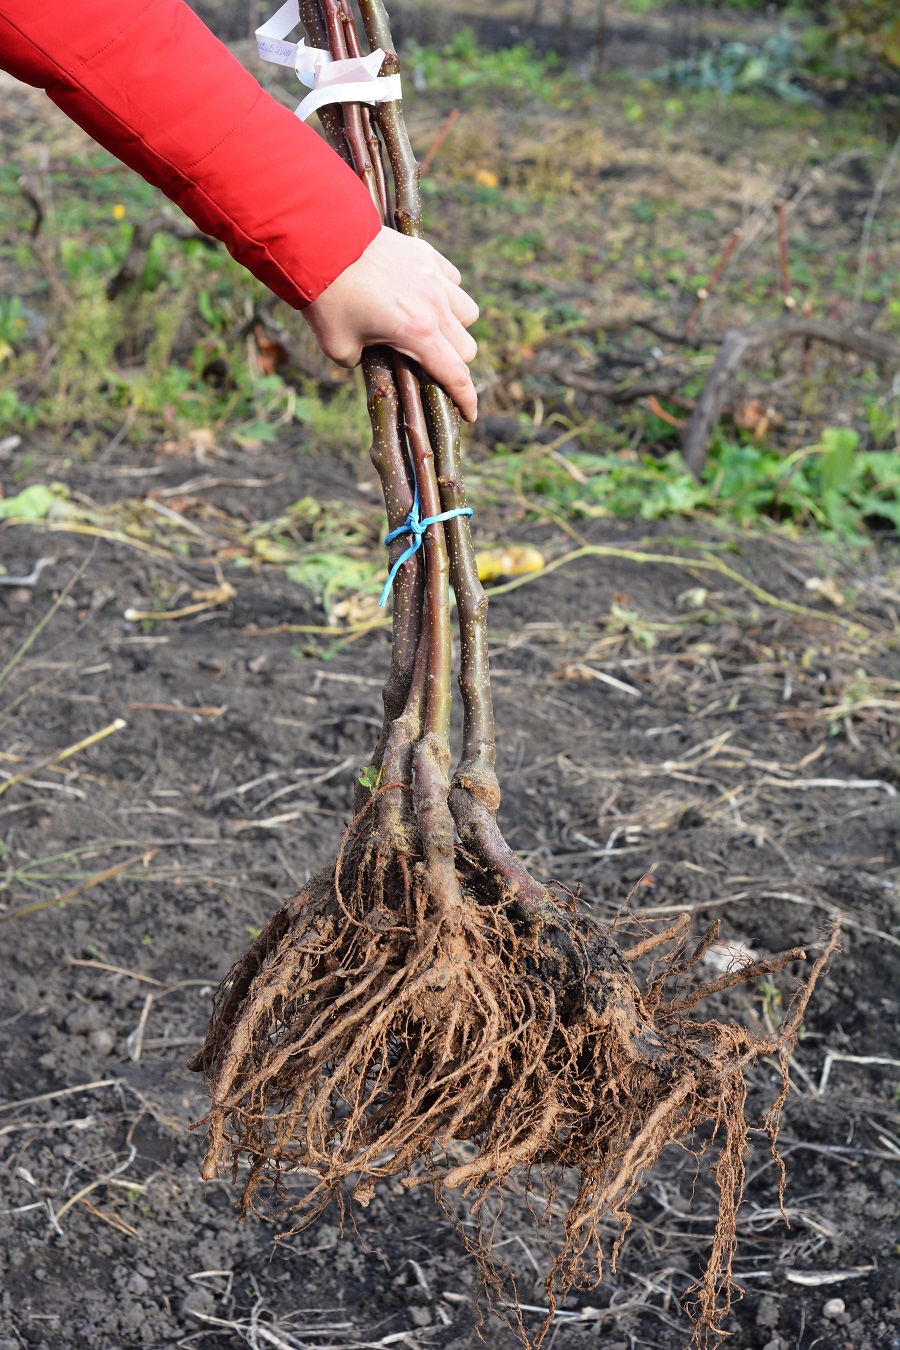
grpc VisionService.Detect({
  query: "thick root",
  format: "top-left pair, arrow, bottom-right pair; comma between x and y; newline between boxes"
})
189,812 -> 664,1206
189,819 -> 562,1218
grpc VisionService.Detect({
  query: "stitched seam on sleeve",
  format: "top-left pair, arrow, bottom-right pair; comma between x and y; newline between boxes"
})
186,87 -> 264,170
69,0 -> 163,75
58,1 -> 264,188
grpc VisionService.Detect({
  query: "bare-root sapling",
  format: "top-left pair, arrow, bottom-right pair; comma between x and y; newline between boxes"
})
189,5 -> 838,1344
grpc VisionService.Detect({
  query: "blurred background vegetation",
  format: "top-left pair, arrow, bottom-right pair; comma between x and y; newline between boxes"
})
1,0 -> 900,578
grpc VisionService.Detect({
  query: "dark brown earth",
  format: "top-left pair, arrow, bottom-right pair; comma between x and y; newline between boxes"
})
1,436 -> 898,1350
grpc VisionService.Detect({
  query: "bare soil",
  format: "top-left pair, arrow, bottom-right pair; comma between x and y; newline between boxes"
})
1,438 -> 899,1350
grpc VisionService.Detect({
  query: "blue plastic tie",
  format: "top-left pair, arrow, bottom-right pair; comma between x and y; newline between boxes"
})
379,485 -> 473,607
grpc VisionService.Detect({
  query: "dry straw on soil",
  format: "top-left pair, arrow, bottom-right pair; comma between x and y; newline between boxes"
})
189,3 -> 838,1344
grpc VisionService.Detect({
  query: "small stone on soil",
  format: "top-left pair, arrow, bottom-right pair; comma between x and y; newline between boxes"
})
824,1298 -> 847,1319
65,1004 -> 104,1035
88,1027 -> 115,1056
181,1288 -> 216,1320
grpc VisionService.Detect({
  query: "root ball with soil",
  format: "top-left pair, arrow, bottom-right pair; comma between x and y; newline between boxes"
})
189,2 -> 838,1343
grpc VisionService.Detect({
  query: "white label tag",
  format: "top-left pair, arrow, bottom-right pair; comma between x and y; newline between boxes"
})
255,1 -> 402,121
254,0 -> 305,69
295,71 -> 402,122
316,49 -> 383,89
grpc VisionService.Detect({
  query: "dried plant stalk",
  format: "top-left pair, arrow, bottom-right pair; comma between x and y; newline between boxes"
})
190,6 -> 838,1346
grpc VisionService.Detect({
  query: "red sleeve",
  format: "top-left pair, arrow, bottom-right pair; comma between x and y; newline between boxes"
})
0,0 -> 381,306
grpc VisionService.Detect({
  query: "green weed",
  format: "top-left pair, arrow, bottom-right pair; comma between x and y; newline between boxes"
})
284,552 -> 383,611
0,482 -> 67,520
238,494 -> 383,616
495,428 -> 900,540
242,494 -> 378,556
404,28 -> 566,102
0,845 -> 108,897
708,428 -> 900,536
622,0 -> 781,10
0,389 -> 38,432
833,0 -> 900,71
0,297 -> 26,357
49,277 -> 123,428
758,977 -> 784,1025
294,379 -> 372,455
653,26 -> 815,103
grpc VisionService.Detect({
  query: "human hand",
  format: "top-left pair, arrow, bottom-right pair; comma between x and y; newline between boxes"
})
303,227 -> 479,421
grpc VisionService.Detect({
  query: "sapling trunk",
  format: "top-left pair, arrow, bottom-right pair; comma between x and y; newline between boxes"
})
353,346 -> 422,824
190,7 -> 838,1346
357,0 -> 539,903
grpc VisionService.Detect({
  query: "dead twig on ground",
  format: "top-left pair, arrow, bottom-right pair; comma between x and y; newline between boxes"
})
484,542 -> 873,636
0,556 -> 55,588
775,200 -> 794,311
818,1051 -> 900,1094
0,717 -> 127,799
685,228 -> 742,341
0,549 -> 94,692
681,318 -> 900,475
419,107 -> 461,176
0,850 -> 156,924
0,1079 -> 121,1114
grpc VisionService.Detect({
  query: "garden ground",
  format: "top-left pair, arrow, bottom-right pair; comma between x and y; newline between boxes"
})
1,439 -> 898,1350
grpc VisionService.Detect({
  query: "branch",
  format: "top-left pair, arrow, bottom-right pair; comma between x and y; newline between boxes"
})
297,0 -> 355,165
298,0 -> 425,823
547,367 -> 695,404
681,318 -> 900,476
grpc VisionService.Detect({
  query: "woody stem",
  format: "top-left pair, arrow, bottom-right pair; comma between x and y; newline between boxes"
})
358,0 -> 522,876
302,0 -> 424,809
297,0 -> 353,164
312,0 -> 457,879
328,0 -> 464,896
356,347 -> 424,821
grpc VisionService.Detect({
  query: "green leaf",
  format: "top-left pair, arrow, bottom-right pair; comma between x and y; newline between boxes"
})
284,552 -> 381,601
857,494 -> 900,530
357,764 -> 384,789
817,427 -> 860,492
233,419 -> 279,444
0,483 -> 60,520
860,450 -> 900,488
290,397 -> 318,423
